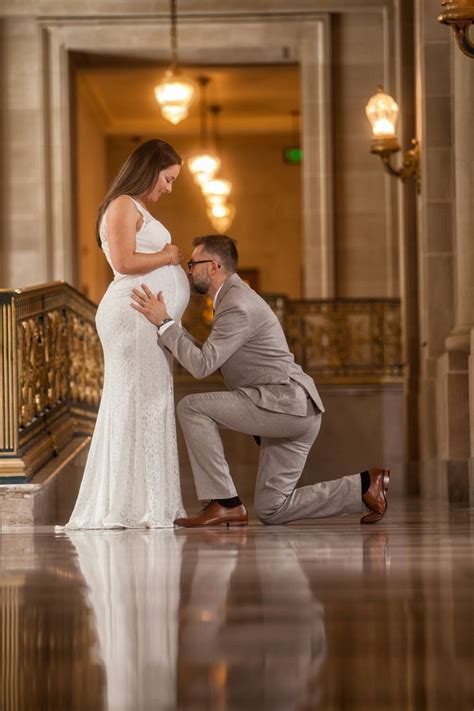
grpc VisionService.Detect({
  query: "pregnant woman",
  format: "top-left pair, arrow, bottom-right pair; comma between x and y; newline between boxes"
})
66,139 -> 190,529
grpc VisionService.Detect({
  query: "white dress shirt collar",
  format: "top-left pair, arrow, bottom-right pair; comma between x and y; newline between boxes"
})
213,283 -> 225,310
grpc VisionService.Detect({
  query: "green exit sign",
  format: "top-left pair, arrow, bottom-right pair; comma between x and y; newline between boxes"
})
283,146 -> 302,164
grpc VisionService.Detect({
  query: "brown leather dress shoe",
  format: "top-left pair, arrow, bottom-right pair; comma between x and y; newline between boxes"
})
174,501 -> 248,528
361,467 -> 390,524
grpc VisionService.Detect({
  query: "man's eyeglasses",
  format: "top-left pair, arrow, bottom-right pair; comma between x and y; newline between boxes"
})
187,259 -> 219,272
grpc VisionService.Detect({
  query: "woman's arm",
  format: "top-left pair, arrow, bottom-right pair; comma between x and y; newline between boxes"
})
106,195 -> 181,275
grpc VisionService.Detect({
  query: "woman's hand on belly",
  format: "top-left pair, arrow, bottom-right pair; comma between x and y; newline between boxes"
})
163,243 -> 183,265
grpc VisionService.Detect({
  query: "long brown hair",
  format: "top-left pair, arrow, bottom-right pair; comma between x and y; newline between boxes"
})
96,139 -> 182,247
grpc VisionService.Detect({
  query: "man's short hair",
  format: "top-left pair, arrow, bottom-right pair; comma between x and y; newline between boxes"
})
192,235 -> 238,274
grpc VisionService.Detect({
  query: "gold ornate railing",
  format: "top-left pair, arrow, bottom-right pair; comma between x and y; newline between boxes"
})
284,297 -> 402,381
0,282 -> 402,482
0,283 -> 103,483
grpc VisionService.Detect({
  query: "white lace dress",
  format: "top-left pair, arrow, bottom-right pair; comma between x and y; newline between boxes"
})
65,196 -> 190,529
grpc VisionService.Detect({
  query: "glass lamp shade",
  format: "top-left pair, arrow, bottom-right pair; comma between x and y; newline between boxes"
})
202,178 -> 232,198
193,172 -> 212,187
188,153 -> 221,177
209,202 -> 233,219
210,216 -> 234,233
205,193 -> 227,207
154,71 -> 195,125
209,210 -> 235,234
365,88 -> 399,138
208,203 -> 235,233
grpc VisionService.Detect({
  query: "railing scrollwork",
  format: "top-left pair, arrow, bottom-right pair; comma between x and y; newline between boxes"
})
0,283 -> 103,483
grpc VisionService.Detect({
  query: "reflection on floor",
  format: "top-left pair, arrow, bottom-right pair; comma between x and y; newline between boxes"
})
1,502 -> 473,710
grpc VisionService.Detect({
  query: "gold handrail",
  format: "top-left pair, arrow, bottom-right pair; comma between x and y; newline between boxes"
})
0,282 -> 103,483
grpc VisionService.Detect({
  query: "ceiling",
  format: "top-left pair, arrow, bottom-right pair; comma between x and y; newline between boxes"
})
75,61 -> 301,136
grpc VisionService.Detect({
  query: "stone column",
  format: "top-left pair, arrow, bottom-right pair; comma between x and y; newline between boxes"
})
300,18 -> 335,298
449,49 -> 474,352
415,0 -> 456,500
395,0 -> 420,493
470,328 -> 474,500
436,47 -> 474,501
0,19 -> 52,287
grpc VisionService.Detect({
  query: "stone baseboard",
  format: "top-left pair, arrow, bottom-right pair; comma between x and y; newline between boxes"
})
0,437 -> 90,529
419,458 -> 472,504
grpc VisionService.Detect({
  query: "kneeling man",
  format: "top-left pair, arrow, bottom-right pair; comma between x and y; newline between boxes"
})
131,235 -> 389,527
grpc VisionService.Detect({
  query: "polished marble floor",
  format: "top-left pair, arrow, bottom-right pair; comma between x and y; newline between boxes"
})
1,501 -> 473,711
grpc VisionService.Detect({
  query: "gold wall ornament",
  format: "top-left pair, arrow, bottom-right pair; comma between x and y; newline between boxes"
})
366,86 -> 421,192
0,282 -> 104,482
438,1 -> 474,57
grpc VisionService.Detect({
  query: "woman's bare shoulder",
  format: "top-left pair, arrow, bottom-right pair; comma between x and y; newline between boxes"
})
108,195 -> 138,215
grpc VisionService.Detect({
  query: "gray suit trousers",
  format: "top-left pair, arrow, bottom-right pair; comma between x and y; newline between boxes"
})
177,390 -> 363,524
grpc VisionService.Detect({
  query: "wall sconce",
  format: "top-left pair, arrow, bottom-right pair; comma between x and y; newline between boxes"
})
438,1 -> 474,58
365,86 -> 420,193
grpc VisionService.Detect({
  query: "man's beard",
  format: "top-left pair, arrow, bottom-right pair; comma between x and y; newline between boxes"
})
189,272 -> 211,295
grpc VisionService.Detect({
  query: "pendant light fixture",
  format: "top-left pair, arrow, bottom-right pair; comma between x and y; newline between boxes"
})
202,178 -> 232,198
188,77 -> 221,184
202,104 -> 236,233
154,0 -> 195,125
207,201 -> 236,233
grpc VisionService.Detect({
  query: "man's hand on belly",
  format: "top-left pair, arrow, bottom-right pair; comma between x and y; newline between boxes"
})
130,284 -> 170,326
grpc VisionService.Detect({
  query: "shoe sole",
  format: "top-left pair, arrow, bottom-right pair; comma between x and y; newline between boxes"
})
360,469 -> 390,525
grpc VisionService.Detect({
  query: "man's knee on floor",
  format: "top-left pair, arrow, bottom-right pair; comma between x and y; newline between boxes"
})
254,495 -> 285,525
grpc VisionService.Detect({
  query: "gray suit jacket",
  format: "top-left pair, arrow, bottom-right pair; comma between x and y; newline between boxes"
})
160,273 -> 325,416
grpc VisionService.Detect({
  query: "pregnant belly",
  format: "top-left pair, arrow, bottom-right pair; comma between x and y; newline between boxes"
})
97,264 -> 190,333
147,264 -> 190,321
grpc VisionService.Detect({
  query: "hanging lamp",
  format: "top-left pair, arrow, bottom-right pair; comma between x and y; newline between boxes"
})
203,105 -> 235,232
207,203 -> 236,233
202,178 -> 232,198
188,77 -> 221,184
154,0 -> 195,125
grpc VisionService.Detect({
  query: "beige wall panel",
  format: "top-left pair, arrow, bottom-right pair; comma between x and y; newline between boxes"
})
75,81 -> 112,304
332,12 -> 398,298
425,202 -> 452,254
424,254 -> 455,354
